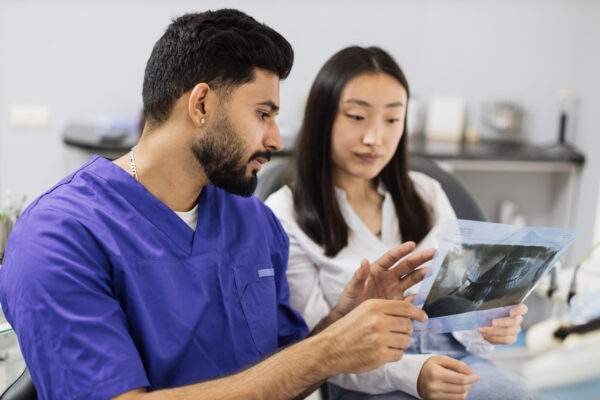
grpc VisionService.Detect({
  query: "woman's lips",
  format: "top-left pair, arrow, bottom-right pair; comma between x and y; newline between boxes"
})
355,153 -> 381,163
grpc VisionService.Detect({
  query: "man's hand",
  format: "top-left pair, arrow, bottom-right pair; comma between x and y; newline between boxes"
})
334,242 -> 435,317
417,356 -> 479,400
478,304 -> 528,345
323,298 -> 428,375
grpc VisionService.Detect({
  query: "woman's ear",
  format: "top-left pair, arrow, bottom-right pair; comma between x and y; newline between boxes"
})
188,83 -> 210,128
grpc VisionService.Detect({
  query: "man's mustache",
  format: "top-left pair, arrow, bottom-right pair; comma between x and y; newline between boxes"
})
249,151 -> 272,163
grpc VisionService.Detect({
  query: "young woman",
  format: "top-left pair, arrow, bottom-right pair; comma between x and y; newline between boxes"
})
266,46 -> 538,400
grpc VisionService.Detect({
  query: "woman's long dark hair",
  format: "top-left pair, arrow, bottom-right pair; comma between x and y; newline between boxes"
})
291,46 -> 432,257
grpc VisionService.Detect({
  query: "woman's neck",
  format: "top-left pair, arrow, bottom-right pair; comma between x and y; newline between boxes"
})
334,170 -> 379,203
334,171 -> 384,239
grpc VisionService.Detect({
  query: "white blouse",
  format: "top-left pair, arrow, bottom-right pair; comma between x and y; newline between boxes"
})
265,171 -> 493,398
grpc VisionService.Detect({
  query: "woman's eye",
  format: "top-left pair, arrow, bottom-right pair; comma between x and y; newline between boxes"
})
387,118 -> 400,123
346,113 -> 365,121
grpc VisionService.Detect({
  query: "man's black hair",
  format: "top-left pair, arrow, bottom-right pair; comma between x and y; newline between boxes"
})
142,9 -> 293,127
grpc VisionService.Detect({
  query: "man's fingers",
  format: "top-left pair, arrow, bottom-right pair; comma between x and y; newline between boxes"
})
386,329 -> 413,350
383,300 -> 428,323
380,310 -> 415,335
372,242 -> 416,271
404,294 -> 417,304
383,348 -> 406,365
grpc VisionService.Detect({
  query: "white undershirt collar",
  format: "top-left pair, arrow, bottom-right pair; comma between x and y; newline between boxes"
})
174,203 -> 199,231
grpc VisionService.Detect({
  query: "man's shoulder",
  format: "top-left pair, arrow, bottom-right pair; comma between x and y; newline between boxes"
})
25,178 -> 102,223
13,162 -> 123,247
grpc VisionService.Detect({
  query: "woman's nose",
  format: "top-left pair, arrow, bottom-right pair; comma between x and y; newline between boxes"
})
362,122 -> 382,146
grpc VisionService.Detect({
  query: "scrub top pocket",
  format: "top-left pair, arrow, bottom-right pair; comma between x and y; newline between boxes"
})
233,264 -> 278,356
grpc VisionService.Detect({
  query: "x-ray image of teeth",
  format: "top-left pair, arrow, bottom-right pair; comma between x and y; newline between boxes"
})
422,244 -> 558,318
412,220 -> 577,334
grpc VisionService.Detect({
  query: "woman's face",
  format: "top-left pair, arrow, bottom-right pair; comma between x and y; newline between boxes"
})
331,72 -> 407,183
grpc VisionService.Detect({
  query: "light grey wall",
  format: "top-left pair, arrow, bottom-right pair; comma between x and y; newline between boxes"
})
0,0 -> 598,261
570,1 -> 600,261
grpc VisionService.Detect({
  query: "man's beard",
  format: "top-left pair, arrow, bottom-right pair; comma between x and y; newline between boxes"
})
192,108 -> 270,197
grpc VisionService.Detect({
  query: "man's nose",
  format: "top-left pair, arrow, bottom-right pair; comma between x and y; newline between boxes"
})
265,121 -> 283,152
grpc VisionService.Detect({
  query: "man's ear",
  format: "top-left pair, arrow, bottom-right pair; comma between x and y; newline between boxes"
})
188,83 -> 214,128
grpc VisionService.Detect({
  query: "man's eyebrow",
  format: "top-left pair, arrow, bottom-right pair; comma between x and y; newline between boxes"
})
258,100 -> 279,112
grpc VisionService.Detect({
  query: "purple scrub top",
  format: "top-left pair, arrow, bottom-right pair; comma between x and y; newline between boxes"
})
0,156 -> 308,400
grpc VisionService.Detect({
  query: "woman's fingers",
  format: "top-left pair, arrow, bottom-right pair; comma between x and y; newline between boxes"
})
490,314 -> 524,328
510,303 -> 528,317
434,381 -> 476,394
480,333 -> 520,345
371,242 -> 417,271
480,324 -> 522,335
389,247 -> 436,278
434,355 -> 474,375
479,323 -> 522,344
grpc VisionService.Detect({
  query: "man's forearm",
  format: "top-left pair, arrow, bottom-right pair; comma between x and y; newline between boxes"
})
115,298 -> 427,400
115,333 -> 334,400
311,307 -> 345,336
289,308 -> 350,397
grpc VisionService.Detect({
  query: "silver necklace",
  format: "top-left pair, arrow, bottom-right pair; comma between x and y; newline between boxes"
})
129,146 -> 138,181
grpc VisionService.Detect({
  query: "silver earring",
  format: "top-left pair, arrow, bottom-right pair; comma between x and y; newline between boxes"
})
201,117 -> 206,125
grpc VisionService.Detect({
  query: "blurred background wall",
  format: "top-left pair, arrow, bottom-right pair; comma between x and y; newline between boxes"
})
0,0 -> 599,262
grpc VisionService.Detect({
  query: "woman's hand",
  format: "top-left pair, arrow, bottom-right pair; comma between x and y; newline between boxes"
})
334,241 -> 435,317
417,355 -> 479,400
478,304 -> 528,345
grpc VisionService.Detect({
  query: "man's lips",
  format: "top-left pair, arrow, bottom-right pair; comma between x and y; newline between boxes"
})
253,157 -> 269,164
250,157 -> 268,170
248,150 -> 272,171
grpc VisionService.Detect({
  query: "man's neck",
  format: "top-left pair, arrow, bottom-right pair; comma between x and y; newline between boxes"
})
113,123 -> 208,212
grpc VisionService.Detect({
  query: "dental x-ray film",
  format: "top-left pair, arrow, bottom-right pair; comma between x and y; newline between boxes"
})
413,220 -> 577,334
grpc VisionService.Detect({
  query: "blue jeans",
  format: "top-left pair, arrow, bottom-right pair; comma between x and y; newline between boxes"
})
327,333 -> 541,400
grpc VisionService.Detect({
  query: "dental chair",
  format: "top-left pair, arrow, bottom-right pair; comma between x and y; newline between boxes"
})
0,368 -> 36,400
255,155 -> 486,222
